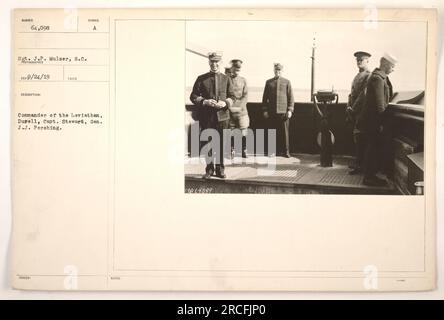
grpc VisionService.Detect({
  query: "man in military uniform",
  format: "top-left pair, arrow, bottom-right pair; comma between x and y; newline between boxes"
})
261,63 -> 295,158
190,52 -> 235,179
346,51 -> 372,175
228,59 -> 249,158
357,53 -> 396,186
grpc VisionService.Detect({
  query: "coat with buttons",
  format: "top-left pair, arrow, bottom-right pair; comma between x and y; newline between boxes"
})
356,68 -> 393,134
261,76 -> 295,114
228,75 -> 248,118
190,71 -> 235,128
348,69 -> 371,117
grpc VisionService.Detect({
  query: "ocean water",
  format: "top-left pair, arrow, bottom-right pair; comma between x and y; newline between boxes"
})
247,87 -> 350,103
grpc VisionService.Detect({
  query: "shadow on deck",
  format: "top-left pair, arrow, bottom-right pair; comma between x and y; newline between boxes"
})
185,154 -> 397,195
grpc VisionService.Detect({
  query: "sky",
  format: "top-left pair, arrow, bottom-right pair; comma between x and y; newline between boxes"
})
186,20 -> 427,100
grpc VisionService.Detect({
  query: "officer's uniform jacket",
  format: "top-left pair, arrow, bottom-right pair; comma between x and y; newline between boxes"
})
348,69 -> 371,118
261,76 -> 295,114
190,71 -> 235,128
228,75 -> 248,118
356,68 -> 393,134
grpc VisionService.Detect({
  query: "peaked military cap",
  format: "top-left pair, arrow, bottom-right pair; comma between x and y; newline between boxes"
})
274,63 -> 283,70
354,51 -> 371,58
208,52 -> 222,61
230,59 -> 243,69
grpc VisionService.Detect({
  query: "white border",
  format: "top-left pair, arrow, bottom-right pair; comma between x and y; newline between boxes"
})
1,0 -> 443,299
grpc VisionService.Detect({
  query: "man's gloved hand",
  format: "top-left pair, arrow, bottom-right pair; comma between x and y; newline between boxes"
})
203,99 -> 217,107
345,107 -> 354,123
263,111 -> 269,119
215,100 -> 226,109
286,111 -> 293,119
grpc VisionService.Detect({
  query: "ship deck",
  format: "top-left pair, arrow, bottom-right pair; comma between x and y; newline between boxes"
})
184,153 -> 397,194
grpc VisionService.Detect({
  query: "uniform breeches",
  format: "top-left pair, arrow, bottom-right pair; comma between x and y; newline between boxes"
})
268,113 -> 289,155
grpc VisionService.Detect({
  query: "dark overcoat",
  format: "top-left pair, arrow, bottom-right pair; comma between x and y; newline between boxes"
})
356,68 -> 393,134
348,69 -> 371,118
190,71 -> 235,128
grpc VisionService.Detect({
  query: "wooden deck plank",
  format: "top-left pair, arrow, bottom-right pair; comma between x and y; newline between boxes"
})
184,154 -> 396,194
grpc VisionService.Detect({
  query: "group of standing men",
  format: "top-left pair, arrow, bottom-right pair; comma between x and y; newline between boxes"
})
347,51 -> 397,186
190,52 -> 294,179
190,50 -> 398,186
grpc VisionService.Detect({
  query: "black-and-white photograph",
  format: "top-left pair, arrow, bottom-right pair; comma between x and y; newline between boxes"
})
185,20 -> 426,195
6,6 -> 439,295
